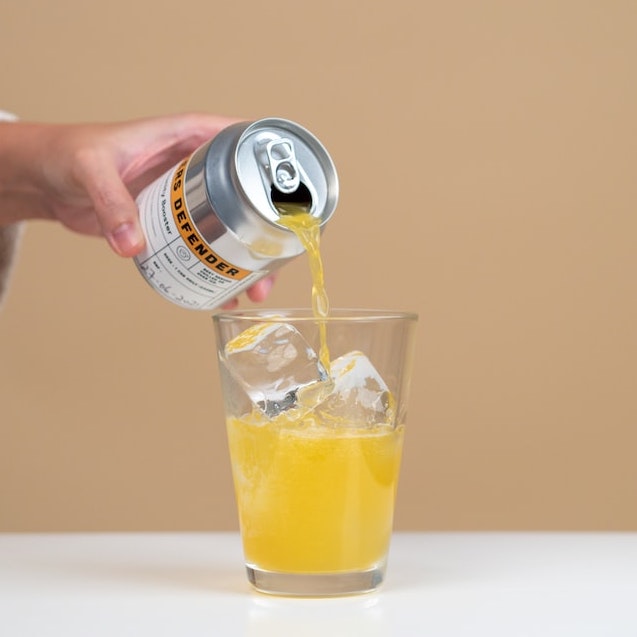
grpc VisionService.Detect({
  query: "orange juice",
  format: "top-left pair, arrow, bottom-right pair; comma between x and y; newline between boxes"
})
276,204 -> 331,372
227,413 -> 404,573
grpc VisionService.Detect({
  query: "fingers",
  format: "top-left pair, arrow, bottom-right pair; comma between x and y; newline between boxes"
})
220,276 -> 276,310
78,114 -> 243,257
75,149 -> 146,257
245,276 -> 275,302
118,113 -> 240,184
220,298 -> 239,310
84,114 -> 237,256
131,112 -> 239,140
106,220 -> 145,257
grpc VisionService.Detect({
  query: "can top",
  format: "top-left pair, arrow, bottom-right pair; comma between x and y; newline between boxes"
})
234,118 -> 338,227
187,118 -> 339,266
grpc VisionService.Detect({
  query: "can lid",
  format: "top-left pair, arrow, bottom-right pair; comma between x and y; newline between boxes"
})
187,118 -> 339,265
234,118 -> 339,228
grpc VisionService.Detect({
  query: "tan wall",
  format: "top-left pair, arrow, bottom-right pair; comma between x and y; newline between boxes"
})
1,0 -> 636,531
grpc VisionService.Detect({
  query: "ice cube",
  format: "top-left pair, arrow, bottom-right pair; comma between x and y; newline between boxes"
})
222,322 -> 331,418
316,350 -> 395,427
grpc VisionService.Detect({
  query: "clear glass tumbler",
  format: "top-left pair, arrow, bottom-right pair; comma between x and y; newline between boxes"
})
213,309 -> 418,596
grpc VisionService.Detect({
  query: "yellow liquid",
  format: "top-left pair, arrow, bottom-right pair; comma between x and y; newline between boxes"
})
226,202 -> 403,574
275,204 -> 330,372
228,415 -> 404,572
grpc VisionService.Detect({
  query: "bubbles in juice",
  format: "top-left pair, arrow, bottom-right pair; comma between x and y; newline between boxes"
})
227,413 -> 404,572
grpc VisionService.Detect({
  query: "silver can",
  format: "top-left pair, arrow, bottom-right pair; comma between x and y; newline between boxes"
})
133,118 -> 338,310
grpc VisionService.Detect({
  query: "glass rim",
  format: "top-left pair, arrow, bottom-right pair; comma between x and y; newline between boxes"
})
212,307 -> 418,323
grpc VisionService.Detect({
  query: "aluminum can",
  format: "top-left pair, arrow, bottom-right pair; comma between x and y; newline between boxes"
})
133,118 -> 338,310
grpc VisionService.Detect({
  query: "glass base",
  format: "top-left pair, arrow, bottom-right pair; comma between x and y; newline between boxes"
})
246,561 -> 386,597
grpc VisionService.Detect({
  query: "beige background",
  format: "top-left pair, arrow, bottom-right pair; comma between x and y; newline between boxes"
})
1,0 -> 636,531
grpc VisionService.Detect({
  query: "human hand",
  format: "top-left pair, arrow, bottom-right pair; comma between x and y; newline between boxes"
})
8,113 -> 235,255
0,113 -> 275,305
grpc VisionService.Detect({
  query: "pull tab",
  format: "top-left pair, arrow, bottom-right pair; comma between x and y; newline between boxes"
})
265,138 -> 300,194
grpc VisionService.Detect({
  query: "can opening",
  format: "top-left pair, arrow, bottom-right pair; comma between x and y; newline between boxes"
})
270,182 -> 313,216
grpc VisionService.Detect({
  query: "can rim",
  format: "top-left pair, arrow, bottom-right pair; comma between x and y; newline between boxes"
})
234,117 -> 339,228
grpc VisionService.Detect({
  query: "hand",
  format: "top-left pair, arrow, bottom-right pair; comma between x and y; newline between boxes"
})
0,113 -> 276,305
220,275 -> 276,309
6,113 -> 235,255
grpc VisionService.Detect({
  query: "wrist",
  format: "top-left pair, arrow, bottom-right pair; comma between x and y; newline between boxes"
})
0,121 -> 53,225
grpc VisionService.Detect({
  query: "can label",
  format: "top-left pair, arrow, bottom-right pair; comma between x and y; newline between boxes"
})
135,158 -> 263,309
133,118 -> 338,310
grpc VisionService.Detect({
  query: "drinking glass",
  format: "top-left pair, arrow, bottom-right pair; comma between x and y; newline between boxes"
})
213,309 -> 418,596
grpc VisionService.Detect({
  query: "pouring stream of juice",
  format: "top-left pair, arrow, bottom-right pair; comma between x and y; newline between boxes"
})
275,203 -> 330,374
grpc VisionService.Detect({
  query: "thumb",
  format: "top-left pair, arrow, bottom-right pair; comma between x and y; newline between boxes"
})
79,151 -> 146,257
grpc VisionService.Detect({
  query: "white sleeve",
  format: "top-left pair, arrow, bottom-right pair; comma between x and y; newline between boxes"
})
0,110 -> 24,310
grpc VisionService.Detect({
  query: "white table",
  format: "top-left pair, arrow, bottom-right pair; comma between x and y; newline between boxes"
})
1,532 -> 636,636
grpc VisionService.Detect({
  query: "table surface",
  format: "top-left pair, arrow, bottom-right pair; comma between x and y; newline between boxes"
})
1,532 -> 636,636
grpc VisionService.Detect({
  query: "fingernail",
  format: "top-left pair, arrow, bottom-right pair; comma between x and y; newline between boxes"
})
107,223 -> 144,256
